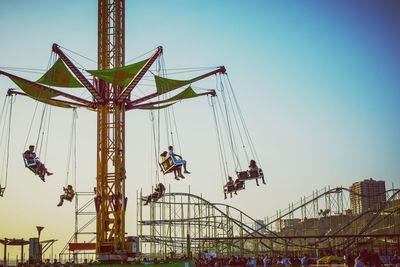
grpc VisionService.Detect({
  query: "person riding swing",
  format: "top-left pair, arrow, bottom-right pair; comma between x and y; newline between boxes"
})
23,145 -> 53,181
160,151 -> 185,180
248,159 -> 266,186
168,145 -> 190,177
0,186 -> 5,197
144,183 -> 166,205
57,185 -> 75,207
224,176 -> 236,199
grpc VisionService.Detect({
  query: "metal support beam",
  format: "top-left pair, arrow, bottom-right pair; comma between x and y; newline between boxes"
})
126,90 -> 216,110
52,44 -> 104,103
0,70 -> 95,107
117,47 -> 163,102
7,89 -> 94,110
126,67 -> 226,107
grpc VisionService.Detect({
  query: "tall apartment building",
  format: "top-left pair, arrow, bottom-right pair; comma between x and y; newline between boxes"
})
350,178 -> 386,214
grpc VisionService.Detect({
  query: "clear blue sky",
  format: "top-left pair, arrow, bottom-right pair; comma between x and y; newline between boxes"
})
0,0 -> 399,260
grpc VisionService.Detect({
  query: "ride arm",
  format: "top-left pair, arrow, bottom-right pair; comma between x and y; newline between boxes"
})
126,90 -> 216,110
7,89 -> 95,110
125,66 -> 226,109
116,46 -> 163,102
1,70 -> 95,108
52,43 -> 104,103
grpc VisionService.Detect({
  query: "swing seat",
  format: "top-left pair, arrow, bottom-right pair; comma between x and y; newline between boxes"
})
237,168 -> 264,181
151,191 -> 164,201
0,186 -> 5,197
159,156 -> 183,175
224,182 -> 245,193
64,187 -> 75,202
223,184 -> 236,193
236,171 -> 249,180
23,154 -> 37,168
235,180 -> 245,190
249,168 -> 264,179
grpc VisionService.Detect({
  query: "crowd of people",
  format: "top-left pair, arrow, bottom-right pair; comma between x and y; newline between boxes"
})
194,251 -> 400,267
5,250 -> 399,267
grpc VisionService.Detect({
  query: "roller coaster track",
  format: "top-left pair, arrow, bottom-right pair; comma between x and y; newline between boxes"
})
138,187 -> 400,256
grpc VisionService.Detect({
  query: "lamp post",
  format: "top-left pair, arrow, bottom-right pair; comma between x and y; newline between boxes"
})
36,226 -> 44,241
36,226 -> 44,263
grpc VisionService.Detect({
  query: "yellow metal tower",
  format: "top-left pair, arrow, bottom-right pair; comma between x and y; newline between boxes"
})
96,0 -> 127,259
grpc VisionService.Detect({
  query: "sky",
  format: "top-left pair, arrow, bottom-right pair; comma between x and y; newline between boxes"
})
1,0 -> 399,261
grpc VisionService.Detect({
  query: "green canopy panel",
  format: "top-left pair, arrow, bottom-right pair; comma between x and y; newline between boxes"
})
10,77 -> 60,99
158,86 -> 199,104
155,76 -> 191,94
138,102 -> 176,110
87,58 -> 149,87
37,58 -> 83,88
34,97 -> 74,109
154,75 -> 204,94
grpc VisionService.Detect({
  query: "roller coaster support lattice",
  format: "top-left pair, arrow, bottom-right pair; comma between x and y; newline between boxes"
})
137,186 -> 400,259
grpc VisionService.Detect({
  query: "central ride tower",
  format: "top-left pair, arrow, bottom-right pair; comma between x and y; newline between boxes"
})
96,0 -> 127,260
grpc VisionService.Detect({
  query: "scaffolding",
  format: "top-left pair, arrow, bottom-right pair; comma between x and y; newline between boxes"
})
59,191 -> 96,263
137,186 -> 400,259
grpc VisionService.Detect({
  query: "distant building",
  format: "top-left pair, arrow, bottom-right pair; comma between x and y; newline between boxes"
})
350,178 -> 386,214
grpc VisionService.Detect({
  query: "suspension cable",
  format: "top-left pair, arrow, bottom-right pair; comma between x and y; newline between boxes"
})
73,110 -> 77,189
43,107 -> 52,163
218,74 -> 241,170
225,74 -> 261,167
170,106 -> 182,154
0,98 -> 8,188
4,96 -> 13,188
59,45 -> 97,64
23,101 -> 40,152
65,109 -> 77,187
223,75 -> 250,163
216,85 -> 240,171
150,111 -> 159,184
35,105 -> 48,157
0,96 -> 14,188
211,97 -> 228,184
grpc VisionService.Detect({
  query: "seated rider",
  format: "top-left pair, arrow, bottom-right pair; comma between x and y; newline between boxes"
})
168,145 -> 190,177
0,186 -> 5,197
234,178 -> 244,190
160,151 -> 184,180
249,159 -> 265,186
224,176 -> 236,199
57,185 -> 75,207
23,145 -> 53,181
155,182 -> 165,198
144,183 -> 166,205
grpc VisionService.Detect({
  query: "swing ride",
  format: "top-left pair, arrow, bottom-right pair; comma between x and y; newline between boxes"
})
0,95 -> 13,197
0,0 -> 266,261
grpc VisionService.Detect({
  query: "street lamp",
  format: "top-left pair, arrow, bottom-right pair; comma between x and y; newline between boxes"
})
36,226 -> 44,241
